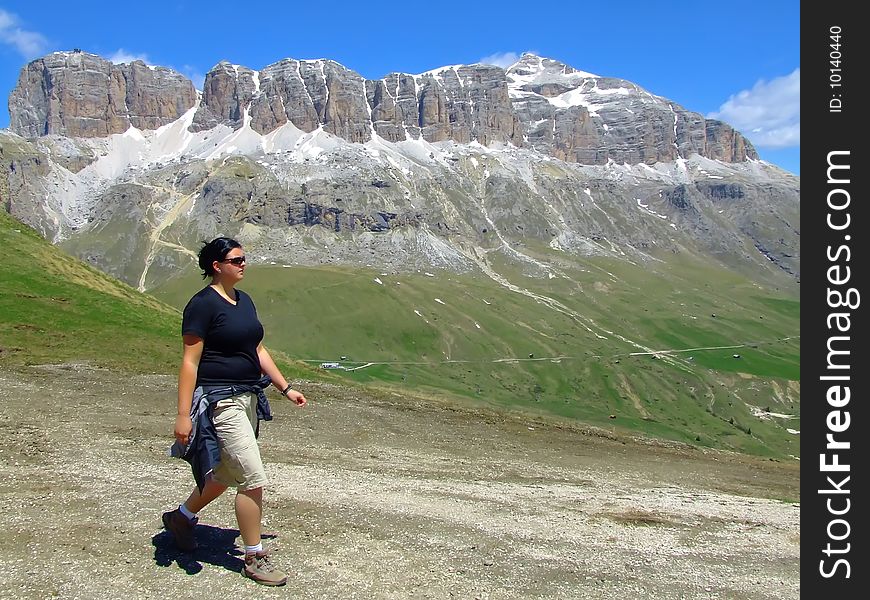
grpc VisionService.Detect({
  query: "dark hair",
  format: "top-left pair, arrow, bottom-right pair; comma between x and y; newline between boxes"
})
198,237 -> 242,279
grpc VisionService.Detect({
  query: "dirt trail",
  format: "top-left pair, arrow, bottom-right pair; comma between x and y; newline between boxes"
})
0,364 -> 799,599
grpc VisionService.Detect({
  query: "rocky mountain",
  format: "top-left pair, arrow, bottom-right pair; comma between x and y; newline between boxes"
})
9,52 -> 754,165
1,50 -> 798,293
8,51 -> 196,138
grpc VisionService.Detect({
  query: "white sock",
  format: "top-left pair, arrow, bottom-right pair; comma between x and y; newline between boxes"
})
245,542 -> 263,554
179,504 -> 196,521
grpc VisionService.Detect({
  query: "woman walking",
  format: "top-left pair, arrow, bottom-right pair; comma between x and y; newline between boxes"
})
163,237 -> 306,586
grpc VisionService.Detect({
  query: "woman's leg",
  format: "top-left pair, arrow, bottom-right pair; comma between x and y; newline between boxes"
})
183,477 -> 228,513
235,486 -> 263,547
163,479 -> 226,552
237,486 -> 287,585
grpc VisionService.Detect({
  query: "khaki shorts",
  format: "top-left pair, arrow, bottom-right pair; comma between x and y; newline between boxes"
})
210,392 -> 268,490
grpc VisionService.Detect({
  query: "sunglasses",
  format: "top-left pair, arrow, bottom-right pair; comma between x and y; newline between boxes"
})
221,256 -> 247,266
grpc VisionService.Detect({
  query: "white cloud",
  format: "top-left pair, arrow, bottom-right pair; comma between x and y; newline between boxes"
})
108,49 -> 150,64
478,51 -> 523,69
0,9 -> 49,59
708,68 -> 800,149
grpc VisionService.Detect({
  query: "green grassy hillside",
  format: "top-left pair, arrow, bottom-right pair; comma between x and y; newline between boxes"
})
152,249 -> 800,459
0,211 -> 181,372
2,209 -> 799,458
0,211 -> 312,381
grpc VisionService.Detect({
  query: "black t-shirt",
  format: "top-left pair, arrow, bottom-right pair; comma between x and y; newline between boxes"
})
181,286 -> 265,386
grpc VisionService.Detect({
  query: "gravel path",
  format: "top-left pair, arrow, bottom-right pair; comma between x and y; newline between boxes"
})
0,364 -> 799,599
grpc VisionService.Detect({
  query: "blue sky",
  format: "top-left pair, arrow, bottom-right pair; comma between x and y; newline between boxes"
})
0,0 -> 799,174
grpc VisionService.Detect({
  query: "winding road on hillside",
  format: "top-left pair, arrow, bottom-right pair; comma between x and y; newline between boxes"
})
302,335 -> 799,372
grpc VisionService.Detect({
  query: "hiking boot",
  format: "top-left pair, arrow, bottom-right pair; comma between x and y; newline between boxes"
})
243,551 -> 287,586
161,509 -> 198,552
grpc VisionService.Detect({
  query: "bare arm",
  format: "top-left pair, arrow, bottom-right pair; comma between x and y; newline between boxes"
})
175,334 -> 204,445
258,343 -> 307,406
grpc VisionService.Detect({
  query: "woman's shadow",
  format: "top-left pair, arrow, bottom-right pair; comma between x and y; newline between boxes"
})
152,524 -> 277,575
